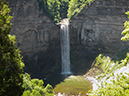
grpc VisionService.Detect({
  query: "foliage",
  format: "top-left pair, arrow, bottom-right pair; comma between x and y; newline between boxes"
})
37,0 -> 94,22
37,0 -> 69,22
59,0 -> 69,18
89,73 -> 129,96
22,73 -> 54,96
0,0 -> 25,95
89,53 -> 129,95
92,53 -> 129,80
44,84 -> 54,96
121,11 -> 129,41
67,0 -> 95,19
92,54 -> 115,79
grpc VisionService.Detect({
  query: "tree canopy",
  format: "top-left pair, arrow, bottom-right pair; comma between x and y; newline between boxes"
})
37,0 -> 94,22
121,11 -> 129,41
22,73 -> 53,96
67,0 -> 94,19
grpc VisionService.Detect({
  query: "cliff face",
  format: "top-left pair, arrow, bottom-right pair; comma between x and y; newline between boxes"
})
6,0 -> 61,78
6,0 -> 60,54
71,0 -> 129,51
6,0 -> 129,78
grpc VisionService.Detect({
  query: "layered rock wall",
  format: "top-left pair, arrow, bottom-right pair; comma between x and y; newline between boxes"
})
71,0 -> 129,51
6,0 -> 61,77
6,0 -> 60,55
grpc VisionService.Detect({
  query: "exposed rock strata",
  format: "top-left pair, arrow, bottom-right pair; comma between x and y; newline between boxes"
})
6,0 -> 60,55
71,0 -> 129,51
6,0 -> 61,77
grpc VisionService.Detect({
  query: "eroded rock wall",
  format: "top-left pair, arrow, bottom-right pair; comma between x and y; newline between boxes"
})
71,0 -> 129,51
6,0 -> 60,55
6,0 -> 61,78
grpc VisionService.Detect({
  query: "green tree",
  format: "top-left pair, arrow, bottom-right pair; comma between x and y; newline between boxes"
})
67,0 -> 95,19
121,11 -> 129,41
37,0 -> 61,22
47,0 -> 61,22
0,0 -> 25,95
22,73 -> 54,96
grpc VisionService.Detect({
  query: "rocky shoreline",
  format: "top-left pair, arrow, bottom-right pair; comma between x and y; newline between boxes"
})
54,92 -> 83,96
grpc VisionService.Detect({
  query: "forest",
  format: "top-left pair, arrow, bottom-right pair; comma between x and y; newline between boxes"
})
1,0 -> 129,95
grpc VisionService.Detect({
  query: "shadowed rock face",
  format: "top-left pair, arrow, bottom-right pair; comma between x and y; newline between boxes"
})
5,0 -> 129,78
6,0 -> 60,55
6,0 -> 61,78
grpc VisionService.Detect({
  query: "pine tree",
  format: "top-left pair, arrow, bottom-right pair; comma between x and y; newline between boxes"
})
0,0 -> 25,95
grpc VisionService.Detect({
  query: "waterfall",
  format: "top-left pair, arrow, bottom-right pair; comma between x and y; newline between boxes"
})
57,18 -> 71,74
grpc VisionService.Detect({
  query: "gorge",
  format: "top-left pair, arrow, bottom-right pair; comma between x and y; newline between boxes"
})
6,0 -> 129,88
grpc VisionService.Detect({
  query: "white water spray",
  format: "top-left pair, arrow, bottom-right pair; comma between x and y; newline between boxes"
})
56,18 -> 71,74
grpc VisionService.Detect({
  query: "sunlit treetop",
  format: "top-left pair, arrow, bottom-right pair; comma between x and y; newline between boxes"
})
121,11 -> 129,41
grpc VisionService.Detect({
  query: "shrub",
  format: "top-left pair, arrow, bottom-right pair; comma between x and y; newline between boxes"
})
22,73 -> 54,96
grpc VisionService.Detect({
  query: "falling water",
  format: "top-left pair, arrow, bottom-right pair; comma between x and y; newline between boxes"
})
57,19 -> 71,74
